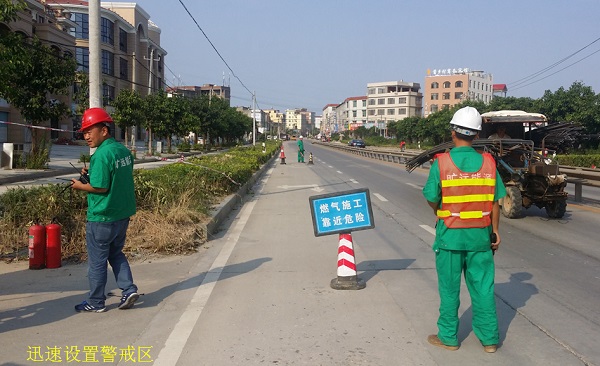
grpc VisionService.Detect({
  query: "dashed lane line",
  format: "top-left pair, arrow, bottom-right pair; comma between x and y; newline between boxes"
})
373,193 -> 388,202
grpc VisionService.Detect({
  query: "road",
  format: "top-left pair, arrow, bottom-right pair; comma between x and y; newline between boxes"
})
0,140 -> 598,365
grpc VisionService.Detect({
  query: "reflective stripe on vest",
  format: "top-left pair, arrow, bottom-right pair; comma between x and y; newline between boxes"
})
437,152 -> 496,228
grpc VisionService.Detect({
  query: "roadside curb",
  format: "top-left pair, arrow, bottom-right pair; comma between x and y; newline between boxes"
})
204,151 -> 279,237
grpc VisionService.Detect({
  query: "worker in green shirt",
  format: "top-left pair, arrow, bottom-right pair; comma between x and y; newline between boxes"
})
422,106 -> 506,353
71,108 -> 139,313
297,135 -> 305,163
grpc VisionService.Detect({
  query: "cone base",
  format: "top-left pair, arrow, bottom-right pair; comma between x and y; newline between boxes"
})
330,276 -> 366,290
280,158 -> 286,164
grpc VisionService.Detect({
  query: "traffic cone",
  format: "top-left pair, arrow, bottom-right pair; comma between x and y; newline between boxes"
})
330,233 -> 365,290
280,145 -> 286,164
308,152 -> 314,165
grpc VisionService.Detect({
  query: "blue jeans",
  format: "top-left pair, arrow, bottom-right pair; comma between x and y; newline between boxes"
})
86,218 -> 137,307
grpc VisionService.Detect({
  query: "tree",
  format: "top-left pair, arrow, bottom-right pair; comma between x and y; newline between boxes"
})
112,89 -> 145,148
537,81 -> 600,133
0,30 -> 77,167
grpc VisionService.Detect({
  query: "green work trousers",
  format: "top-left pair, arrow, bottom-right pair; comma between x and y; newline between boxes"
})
298,150 -> 304,162
435,249 -> 498,347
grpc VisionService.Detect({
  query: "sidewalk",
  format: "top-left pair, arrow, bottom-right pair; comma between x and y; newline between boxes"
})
0,142 -> 197,186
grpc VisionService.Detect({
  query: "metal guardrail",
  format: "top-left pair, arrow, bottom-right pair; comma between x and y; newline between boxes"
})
312,141 -> 600,190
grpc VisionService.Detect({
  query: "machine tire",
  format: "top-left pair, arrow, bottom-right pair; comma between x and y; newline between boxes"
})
501,186 -> 523,219
545,200 -> 567,219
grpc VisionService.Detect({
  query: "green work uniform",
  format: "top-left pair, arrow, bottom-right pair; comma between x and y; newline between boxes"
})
423,146 -> 506,347
87,138 -> 136,222
297,139 -> 305,162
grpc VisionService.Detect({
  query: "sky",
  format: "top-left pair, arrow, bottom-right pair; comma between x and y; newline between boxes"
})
132,0 -> 600,115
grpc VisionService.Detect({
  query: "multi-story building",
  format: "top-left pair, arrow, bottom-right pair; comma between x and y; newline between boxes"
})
366,81 -> 423,131
424,68 -> 494,117
338,96 -> 367,131
45,0 -> 166,141
166,84 -> 231,105
263,109 -> 285,135
1,0 -> 76,148
285,108 -> 310,136
321,104 -> 338,136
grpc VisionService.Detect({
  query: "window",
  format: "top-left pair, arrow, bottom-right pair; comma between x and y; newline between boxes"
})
368,109 -> 375,116
377,109 -> 385,115
353,100 -> 357,108
442,104 -> 450,110
76,47 -> 89,72
387,109 -> 395,115
431,93 -> 438,100
431,82 -> 439,89
455,81 -> 463,88
353,111 -> 357,117
103,84 -> 115,106
101,18 -> 114,45
377,98 -> 385,105
119,58 -> 128,80
430,104 -> 438,113
70,13 -> 89,39
443,81 -> 451,88
442,93 -> 450,100
368,99 -> 376,105
398,108 -> 407,115
362,110 -> 366,117
101,50 -> 114,75
388,98 -> 395,104
455,92 -> 463,99
362,100 -> 366,107
378,88 -> 385,94
398,97 -> 407,104
0,111 -> 8,142
119,28 -> 127,52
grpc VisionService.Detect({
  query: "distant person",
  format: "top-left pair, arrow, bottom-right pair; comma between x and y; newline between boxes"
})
488,125 -> 511,139
297,135 -> 305,163
400,141 -> 406,151
71,108 -> 139,313
423,106 -> 506,353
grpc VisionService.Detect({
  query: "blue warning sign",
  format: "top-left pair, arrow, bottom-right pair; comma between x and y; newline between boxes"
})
309,188 -> 374,237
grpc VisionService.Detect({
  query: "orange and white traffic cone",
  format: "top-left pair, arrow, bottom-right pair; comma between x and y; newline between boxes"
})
280,145 -> 286,164
330,233 -> 365,290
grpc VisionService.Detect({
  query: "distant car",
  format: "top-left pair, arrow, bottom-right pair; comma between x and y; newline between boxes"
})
348,139 -> 366,148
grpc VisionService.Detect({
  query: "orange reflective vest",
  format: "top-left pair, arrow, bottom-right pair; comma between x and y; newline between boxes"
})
437,152 -> 496,228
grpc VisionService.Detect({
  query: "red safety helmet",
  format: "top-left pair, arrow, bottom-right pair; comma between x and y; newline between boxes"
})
79,108 -> 113,132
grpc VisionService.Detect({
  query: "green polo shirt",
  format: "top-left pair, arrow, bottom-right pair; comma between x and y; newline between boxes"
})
87,138 -> 136,222
422,146 -> 506,252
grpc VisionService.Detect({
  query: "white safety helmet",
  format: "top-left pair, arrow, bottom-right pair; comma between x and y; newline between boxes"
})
299,135 -> 303,139
450,106 -> 482,136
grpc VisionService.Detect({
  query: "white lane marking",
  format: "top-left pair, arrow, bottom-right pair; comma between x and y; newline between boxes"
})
350,179 -> 359,184
406,182 -> 422,189
337,171 -> 343,174
420,224 -> 436,236
152,169 -> 270,365
328,165 -> 333,168
373,193 -> 388,202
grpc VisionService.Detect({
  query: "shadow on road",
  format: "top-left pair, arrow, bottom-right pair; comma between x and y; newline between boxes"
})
0,257 -> 271,334
458,271 -> 538,345
357,258 -> 416,283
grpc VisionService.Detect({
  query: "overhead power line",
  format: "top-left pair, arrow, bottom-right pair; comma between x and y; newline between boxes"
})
507,36 -> 600,89
176,0 -> 253,98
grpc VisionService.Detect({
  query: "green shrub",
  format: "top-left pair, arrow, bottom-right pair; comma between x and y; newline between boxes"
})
554,154 -> 600,167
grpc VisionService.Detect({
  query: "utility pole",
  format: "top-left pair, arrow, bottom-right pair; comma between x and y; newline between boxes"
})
88,0 -> 101,108
252,91 -> 256,146
144,48 -> 160,155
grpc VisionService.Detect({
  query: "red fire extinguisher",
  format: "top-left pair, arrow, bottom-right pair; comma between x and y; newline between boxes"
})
28,220 -> 46,270
46,218 -> 62,269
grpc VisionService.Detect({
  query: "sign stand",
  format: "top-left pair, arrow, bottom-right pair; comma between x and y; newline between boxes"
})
309,188 -> 374,290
